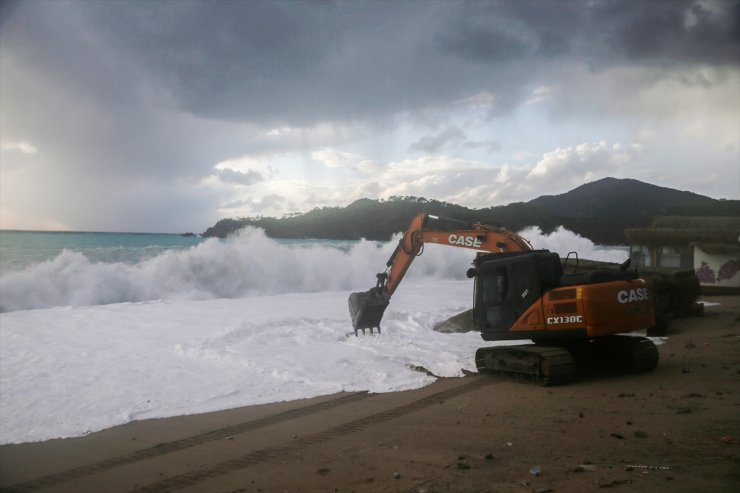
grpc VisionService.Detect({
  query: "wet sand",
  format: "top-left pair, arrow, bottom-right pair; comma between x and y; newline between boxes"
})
1,296 -> 738,493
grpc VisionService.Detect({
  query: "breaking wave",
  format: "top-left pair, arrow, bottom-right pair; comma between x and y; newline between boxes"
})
0,226 -> 628,312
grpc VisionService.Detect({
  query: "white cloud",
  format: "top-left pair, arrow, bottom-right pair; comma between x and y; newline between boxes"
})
528,141 -> 638,183
213,156 -> 274,175
525,85 -> 557,105
0,141 -> 38,155
453,91 -> 496,109
311,148 -> 375,170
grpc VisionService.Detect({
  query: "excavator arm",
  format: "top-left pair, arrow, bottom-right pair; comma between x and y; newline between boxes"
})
348,213 -> 532,334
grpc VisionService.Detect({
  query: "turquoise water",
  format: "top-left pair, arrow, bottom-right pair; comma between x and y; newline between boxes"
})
0,228 -> 628,313
0,230 -> 207,276
0,228 -> 381,312
0,230 -> 362,277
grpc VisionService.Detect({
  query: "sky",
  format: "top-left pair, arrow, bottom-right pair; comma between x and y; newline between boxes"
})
1,0 -> 738,233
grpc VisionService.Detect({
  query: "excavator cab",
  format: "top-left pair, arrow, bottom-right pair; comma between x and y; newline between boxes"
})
472,251 -> 563,340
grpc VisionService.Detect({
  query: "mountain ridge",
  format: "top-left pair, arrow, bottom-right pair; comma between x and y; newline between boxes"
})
203,178 -> 739,245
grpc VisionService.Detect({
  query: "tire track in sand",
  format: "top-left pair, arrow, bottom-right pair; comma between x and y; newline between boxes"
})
2,392 -> 371,493
132,377 -> 494,493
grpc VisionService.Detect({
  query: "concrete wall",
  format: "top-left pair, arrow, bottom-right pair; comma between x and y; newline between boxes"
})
694,246 -> 740,291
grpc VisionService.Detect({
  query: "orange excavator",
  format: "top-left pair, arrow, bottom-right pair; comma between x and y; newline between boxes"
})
348,213 -> 658,385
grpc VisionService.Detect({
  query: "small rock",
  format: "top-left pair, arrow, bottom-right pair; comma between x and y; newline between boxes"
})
458,454 -> 470,460
485,453 -> 495,461
634,430 -> 648,438
393,471 -> 401,480
610,433 -> 625,440
676,407 -> 692,414
457,462 -> 471,470
599,479 -> 632,488
318,468 -> 330,476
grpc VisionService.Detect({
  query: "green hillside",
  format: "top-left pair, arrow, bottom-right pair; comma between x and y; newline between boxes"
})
202,178 -> 740,245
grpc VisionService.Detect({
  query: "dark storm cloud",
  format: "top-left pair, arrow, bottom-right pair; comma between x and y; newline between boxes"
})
443,0 -> 740,66
409,127 -> 467,153
76,0 -> 447,124
1,0 -> 738,230
593,0 -> 740,65
409,127 -> 501,154
3,0 -> 737,129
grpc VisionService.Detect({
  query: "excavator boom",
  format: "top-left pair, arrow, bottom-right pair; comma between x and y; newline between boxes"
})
348,213 -> 532,334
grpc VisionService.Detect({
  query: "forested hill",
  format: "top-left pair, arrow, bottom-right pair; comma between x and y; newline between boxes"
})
202,178 -> 739,245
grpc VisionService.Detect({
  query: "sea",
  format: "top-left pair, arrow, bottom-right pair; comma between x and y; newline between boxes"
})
0,230 -> 206,275
0,229 -> 375,313
0,230 -> 360,276
0,227 -> 628,314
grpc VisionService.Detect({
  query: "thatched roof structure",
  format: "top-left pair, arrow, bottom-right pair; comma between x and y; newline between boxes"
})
625,216 -> 740,247
651,216 -> 740,229
694,243 -> 740,254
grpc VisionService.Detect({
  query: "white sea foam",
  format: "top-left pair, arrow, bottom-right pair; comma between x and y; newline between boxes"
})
0,226 -> 649,445
521,226 -> 629,263
0,226 -> 628,312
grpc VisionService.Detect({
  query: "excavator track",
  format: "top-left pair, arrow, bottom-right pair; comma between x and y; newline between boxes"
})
476,336 -> 659,385
609,335 -> 660,373
475,345 -> 577,386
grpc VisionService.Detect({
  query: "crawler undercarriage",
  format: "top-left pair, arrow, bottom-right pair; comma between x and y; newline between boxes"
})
475,335 -> 659,386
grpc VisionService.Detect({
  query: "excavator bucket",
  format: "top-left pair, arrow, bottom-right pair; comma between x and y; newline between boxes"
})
348,289 -> 389,336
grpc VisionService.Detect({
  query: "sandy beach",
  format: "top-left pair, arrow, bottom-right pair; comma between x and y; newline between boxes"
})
1,296 -> 738,493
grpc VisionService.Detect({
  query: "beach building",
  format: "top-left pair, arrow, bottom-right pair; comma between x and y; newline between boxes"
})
626,216 -> 740,294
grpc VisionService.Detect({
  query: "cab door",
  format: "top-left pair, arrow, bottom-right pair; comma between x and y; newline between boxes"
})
475,255 -> 541,338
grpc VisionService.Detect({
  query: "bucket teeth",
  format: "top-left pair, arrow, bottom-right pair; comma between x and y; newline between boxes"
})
348,289 -> 389,336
